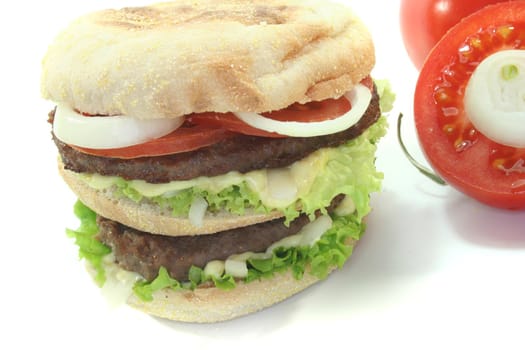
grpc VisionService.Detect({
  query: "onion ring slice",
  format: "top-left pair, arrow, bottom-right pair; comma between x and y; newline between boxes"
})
233,84 -> 371,137
53,105 -> 184,149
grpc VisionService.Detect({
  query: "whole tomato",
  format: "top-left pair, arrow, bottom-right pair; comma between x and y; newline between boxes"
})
400,0 -> 511,69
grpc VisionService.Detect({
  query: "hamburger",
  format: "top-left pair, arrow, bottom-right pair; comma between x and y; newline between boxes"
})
42,0 -> 393,323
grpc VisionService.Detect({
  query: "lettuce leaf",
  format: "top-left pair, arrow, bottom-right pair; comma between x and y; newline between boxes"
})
375,79 -> 396,114
67,199 -> 366,302
66,201 -> 111,286
127,211 -> 365,301
132,267 -> 182,302
82,79 -> 394,226
66,80 -> 394,301
110,115 -> 387,226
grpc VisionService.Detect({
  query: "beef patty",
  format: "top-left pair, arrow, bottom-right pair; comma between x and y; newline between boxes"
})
54,87 -> 380,183
97,195 -> 344,281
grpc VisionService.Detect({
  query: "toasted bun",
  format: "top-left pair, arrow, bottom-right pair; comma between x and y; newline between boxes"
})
41,0 -> 374,119
126,263 -> 350,323
59,160 -> 283,236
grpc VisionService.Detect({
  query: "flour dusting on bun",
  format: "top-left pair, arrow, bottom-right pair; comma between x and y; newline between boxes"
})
43,0 -> 392,323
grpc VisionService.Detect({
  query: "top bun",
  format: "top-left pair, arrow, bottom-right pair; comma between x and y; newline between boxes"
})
41,0 -> 374,119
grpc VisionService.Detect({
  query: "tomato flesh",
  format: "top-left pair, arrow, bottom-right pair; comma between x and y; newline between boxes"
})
70,96 -> 352,158
188,96 -> 352,138
187,112 -> 285,138
71,124 -> 234,159
414,2 -> 525,209
68,77 -> 369,159
433,23 -> 525,154
74,91 -> 355,158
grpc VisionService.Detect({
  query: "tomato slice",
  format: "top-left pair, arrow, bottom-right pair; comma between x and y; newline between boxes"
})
188,95 -> 352,138
70,94 -> 352,158
71,124 -> 233,159
414,2 -> 525,209
70,78 -> 367,158
187,112 -> 286,138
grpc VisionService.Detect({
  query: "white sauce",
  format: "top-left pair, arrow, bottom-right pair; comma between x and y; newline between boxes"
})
92,210 -> 352,304
215,215 -> 334,279
79,142 -> 335,210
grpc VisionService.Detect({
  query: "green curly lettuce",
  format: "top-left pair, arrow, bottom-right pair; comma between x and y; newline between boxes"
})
133,212 -> 365,301
66,80 -> 395,301
66,201 -> 111,286
375,79 -> 396,114
105,115 -> 387,226
66,119 -> 386,298
79,80 -> 394,225
68,200 -> 365,301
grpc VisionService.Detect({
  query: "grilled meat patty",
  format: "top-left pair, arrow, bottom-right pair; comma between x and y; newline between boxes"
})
54,88 -> 380,183
97,195 -> 344,281
56,86 -> 379,282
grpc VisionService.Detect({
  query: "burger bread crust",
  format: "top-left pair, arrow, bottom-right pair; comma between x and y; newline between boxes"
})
126,264 -> 346,323
41,0 -> 374,119
59,162 -> 284,236
45,0 -> 380,323
52,86 -> 381,183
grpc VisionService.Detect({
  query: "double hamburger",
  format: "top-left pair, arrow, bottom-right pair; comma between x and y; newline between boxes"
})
42,0 -> 392,322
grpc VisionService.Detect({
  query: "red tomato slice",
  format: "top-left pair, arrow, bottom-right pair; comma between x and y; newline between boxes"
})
71,124 -> 233,159
187,112 -> 286,138
71,94 -> 351,158
70,78 -> 367,158
414,1 -> 525,209
188,95 -> 352,138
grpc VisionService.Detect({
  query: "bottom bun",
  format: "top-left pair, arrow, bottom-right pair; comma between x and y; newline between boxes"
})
126,266 -> 341,323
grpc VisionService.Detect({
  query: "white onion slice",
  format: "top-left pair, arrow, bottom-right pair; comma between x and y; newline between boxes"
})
233,84 -> 372,137
464,50 -> 525,148
53,104 -> 184,149
298,215 -> 332,246
224,256 -> 249,278
188,196 -> 208,228
266,215 -> 332,254
224,252 -> 270,278
203,260 -> 225,279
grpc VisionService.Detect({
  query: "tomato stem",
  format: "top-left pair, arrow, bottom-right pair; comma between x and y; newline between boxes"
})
397,113 -> 447,186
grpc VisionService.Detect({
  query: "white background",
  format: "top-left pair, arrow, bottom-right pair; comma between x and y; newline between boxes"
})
2,1 -> 525,349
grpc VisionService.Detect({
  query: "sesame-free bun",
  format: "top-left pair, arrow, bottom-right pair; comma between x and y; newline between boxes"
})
126,262 -> 351,323
59,160 -> 283,236
41,0 -> 374,119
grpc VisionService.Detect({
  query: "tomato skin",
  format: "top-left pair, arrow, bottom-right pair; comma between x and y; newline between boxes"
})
188,96 -> 352,138
70,80 -> 363,159
414,2 -> 525,209
71,124 -> 234,159
71,93 -> 352,158
187,112 -> 287,138
70,94 -> 352,158
400,0 -> 511,69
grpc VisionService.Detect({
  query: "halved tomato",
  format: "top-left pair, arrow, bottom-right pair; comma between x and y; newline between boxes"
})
414,1 -> 525,209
